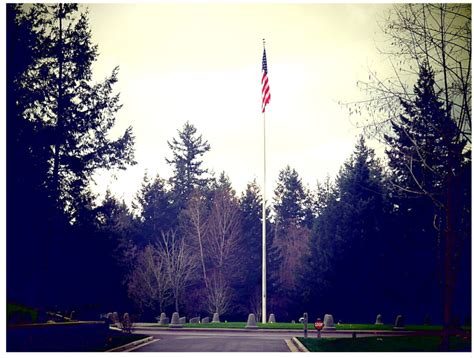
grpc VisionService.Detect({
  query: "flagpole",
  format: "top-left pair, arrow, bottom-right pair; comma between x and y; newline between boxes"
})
261,38 -> 267,325
262,108 -> 267,324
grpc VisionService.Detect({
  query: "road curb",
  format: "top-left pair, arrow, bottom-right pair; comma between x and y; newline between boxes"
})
106,336 -> 154,352
291,337 -> 309,352
124,338 -> 159,352
285,338 -> 299,352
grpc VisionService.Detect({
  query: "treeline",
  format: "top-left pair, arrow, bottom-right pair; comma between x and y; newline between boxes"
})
7,4 -> 470,325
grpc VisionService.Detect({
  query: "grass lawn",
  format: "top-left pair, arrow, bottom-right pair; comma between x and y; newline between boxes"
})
147,321 -> 471,331
298,335 -> 471,352
334,324 -> 442,331
7,322 -> 150,352
164,322 -> 318,329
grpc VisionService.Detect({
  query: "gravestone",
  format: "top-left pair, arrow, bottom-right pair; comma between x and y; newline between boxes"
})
375,314 -> 383,325
201,317 -> 210,324
323,314 -> 336,330
179,317 -> 186,324
268,313 -> 276,323
291,320 -> 295,324
245,313 -> 258,329
190,317 -> 200,324
394,315 -> 405,330
158,312 -> 169,325
212,312 -> 220,323
169,312 -> 183,328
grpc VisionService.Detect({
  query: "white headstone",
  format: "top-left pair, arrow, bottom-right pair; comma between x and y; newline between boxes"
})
158,312 -> 169,325
212,312 -> 220,323
394,315 -> 405,330
245,313 -> 258,329
189,317 -> 200,324
169,312 -> 183,328
323,314 -> 336,330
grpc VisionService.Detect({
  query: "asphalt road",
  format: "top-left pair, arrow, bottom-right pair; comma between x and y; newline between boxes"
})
131,330 -> 296,352
130,328 -> 382,352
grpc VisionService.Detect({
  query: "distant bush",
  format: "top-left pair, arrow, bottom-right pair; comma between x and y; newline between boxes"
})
7,303 -> 39,324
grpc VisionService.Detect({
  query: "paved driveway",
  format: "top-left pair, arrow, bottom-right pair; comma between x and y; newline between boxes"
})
131,330 -> 293,352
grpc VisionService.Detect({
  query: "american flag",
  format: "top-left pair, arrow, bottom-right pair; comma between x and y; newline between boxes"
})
261,48 -> 271,113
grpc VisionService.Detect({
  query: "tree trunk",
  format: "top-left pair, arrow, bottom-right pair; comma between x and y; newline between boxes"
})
174,292 -> 179,314
440,160 -> 457,351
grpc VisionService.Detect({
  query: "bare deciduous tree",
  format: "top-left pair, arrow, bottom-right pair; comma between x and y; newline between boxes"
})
348,4 -> 471,143
181,190 -> 209,287
159,230 -> 198,313
206,189 -> 241,269
206,271 -> 232,316
274,222 -> 311,292
126,244 -> 170,313
249,288 -> 262,323
205,188 -> 241,315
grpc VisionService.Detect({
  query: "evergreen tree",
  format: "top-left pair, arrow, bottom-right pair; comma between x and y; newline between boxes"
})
236,180 -> 280,320
334,137 -> 389,305
297,177 -> 337,306
134,173 -> 176,246
300,137 -> 390,322
212,171 -> 234,195
98,190 -> 138,268
271,166 -> 311,320
385,62 -> 461,201
7,3 -> 55,308
273,166 -> 307,228
14,4 -> 136,220
385,61 -> 471,325
7,4 -> 135,310
166,121 -> 211,210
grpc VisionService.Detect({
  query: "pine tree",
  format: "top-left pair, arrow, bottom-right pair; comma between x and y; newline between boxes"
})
7,4 -> 55,307
134,173 -> 176,246
7,4 -> 136,309
273,166 -> 307,228
299,137 -> 390,321
166,121 -> 211,210
237,180 -> 281,320
271,166 -> 311,320
14,4 -> 136,220
297,177 -> 337,307
385,61 -> 471,327
385,62 -> 460,201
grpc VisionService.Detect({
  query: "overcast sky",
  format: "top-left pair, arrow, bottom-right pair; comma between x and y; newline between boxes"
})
86,3 -> 393,206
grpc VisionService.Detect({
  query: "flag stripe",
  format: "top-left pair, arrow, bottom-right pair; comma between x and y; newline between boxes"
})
261,48 -> 271,113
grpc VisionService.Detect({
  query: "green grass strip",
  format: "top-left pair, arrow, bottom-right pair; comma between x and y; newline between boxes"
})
144,322 -> 470,332
298,335 -> 471,352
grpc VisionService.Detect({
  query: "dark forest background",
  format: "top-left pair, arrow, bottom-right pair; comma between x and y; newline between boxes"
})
6,4 -> 471,326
